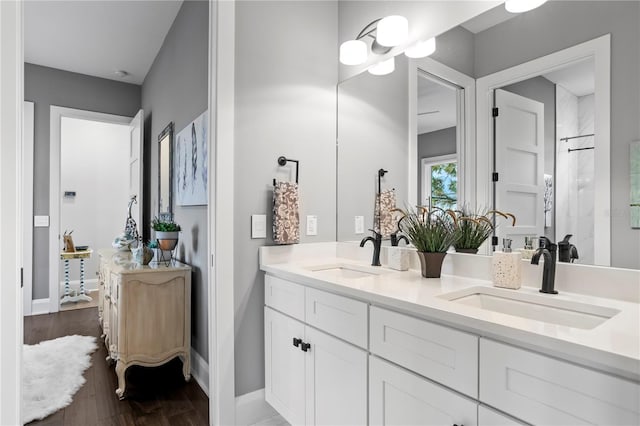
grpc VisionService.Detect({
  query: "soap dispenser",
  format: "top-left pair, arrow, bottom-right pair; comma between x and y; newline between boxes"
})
492,238 -> 522,289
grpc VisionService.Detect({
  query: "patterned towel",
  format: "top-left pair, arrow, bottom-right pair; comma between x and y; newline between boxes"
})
374,189 -> 397,238
273,181 -> 300,244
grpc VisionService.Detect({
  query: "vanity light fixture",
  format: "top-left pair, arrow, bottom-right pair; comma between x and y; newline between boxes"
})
368,57 -> 395,76
339,15 -> 408,66
404,37 -> 436,59
505,0 -> 548,13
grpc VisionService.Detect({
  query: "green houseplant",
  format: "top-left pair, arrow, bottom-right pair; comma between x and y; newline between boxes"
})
396,206 -> 456,278
151,216 -> 181,251
452,207 -> 516,253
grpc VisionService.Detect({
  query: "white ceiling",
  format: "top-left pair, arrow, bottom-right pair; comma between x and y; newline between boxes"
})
24,1 -> 183,85
417,75 -> 457,135
543,57 -> 595,97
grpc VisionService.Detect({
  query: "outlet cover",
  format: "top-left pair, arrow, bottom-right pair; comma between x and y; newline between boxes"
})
251,214 -> 267,239
306,215 -> 318,236
355,216 -> 364,234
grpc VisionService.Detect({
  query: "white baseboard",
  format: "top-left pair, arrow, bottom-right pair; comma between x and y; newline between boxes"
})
30,298 -> 50,316
58,278 -> 98,292
235,388 -> 278,426
190,348 -> 209,397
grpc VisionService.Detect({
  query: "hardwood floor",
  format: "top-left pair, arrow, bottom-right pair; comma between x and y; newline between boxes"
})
24,308 -> 209,426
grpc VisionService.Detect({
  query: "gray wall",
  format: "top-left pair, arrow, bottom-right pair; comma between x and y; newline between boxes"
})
337,56 -> 408,241
474,1 -> 640,268
141,0 -> 209,359
234,1 -> 338,396
502,77 -> 556,240
417,126 -> 457,203
24,63 -> 141,299
431,25 -> 475,78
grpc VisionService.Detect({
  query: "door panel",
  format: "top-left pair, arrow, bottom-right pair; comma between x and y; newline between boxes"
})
495,89 -> 544,248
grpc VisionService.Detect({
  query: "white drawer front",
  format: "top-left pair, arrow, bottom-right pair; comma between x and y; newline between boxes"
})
265,275 -> 305,321
370,306 -> 478,398
478,405 -> 526,426
305,287 -> 367,348
370,356 -> 477,426
480,339 -> 640,425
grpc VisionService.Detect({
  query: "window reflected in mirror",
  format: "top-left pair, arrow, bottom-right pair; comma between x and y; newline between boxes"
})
158,122 -> 173,217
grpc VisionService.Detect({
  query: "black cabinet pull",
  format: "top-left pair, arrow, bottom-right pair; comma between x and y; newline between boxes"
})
301,342 -> 311,352
293,337 -> 302,348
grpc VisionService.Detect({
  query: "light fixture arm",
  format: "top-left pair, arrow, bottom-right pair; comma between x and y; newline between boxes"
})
354,18 -> 393,56
355,18 -> 382,40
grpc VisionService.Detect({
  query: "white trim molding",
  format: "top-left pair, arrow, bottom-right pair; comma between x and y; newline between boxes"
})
209,0 -> 236,424
235,388 -> 278,426
23,101 -> 34,316
48,106 -> 131,314
31,299 -> 50,316
0,0 -> 24,423
190,348 -> 210,397
476,34 -> 611,263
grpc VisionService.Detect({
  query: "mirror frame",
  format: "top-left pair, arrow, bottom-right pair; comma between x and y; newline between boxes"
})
158,122 -> 174,217
408,57 -> 477,211
475,35 -> 611,263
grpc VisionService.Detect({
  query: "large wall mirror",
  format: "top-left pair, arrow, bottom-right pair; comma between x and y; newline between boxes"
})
336,1 -> 639,269
158,122 -> 173,217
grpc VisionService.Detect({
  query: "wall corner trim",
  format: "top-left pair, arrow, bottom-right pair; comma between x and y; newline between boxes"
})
235,388 -> 278,426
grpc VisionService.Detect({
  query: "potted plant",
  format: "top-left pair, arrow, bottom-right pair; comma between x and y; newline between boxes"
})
151,216 -> 181,251
396,206 -> 456,278
452,207 -> 516,254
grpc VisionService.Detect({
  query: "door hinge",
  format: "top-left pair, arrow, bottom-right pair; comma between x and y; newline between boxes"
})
492,107 -> 499,117
20,267 -> 24,288
492,172 -> 499,182
491,236 -> 499,247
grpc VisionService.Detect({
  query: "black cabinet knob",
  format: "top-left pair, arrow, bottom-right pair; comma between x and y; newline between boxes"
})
301,342 -> 311,352
292,337 -> 302,348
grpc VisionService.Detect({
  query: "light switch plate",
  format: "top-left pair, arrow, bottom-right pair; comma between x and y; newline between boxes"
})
355,216 -> 364,234
306,215 -> 318,236
34,215 -> 49,227
251,214 -> 267,239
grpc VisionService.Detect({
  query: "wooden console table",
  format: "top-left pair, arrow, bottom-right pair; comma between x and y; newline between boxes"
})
97,249 -> 192,399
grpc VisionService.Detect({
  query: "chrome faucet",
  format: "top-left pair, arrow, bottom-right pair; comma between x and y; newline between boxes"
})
390,232 -> 409,247
360,229 -> 382,266
531,236 -> 558,294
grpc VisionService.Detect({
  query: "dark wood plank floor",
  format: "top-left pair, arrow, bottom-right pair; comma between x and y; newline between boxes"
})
24,307 -> 209,426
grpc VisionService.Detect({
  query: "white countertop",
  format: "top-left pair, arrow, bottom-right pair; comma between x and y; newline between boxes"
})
260,251 -> 640,382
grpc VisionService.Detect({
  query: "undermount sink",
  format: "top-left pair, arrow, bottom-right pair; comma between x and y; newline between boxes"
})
305,263 -> 388,279
439,287 -> 620,329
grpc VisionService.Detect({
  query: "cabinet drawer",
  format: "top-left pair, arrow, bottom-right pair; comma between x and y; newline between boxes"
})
370,356 -> 477,426
265,275 -> 305,321
370,306 -> 478,398
305,287 -> 367,349
480,339 -> 640,425
478,405 -> 526,425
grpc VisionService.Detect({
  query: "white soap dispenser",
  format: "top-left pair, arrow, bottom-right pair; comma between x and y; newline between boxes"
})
492,238 -> 522,289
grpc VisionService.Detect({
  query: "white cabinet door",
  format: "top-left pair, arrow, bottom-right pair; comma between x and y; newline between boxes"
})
478,405 -> 526,426
305,326 -> 367,426
370,356 -> 477,426
265,308 -> 306,425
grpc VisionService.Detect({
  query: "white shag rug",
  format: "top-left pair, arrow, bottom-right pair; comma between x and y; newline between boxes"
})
22,335 -> 97,424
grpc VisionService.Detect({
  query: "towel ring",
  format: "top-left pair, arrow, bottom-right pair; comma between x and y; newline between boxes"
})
273,156 -> 299,185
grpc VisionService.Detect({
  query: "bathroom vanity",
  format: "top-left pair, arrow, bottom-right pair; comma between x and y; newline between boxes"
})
97,249 -> 192,399
260,243 -> 640,425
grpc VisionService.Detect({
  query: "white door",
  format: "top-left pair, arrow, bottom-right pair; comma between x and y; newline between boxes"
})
369,356 -> 477,426
128,110 -> 144,233
494,89 -> 544,249
264,308 -> 306,425
304,326 -> 367,426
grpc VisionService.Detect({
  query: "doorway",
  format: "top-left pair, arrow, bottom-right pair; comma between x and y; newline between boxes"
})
48,107 -> 141,313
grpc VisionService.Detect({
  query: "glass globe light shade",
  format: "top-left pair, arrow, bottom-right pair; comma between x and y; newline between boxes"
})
339,39 -> 367,65
404,38 -> 436,58
376,15 -> 408,47
368,57 -> 395,76
505,0 -> 548,13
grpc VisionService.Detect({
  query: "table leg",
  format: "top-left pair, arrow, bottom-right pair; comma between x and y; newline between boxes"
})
76,258 -> 92,302
60,259 -> 73,304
